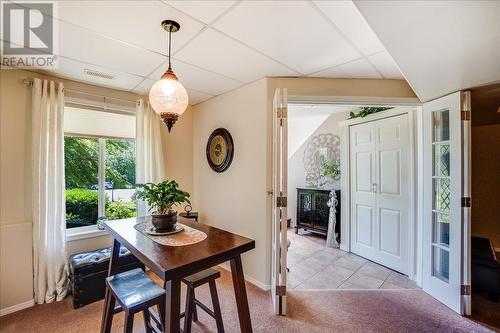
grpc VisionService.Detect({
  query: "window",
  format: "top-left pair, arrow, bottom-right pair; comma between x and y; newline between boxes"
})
64,136 -> 137,229
63,105 -> 136,229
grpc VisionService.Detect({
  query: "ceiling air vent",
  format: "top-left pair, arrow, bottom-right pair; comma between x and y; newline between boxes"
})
84,68 -> 115,80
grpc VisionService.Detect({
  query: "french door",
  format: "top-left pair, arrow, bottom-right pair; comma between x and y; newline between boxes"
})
350,114 -> 410,274
422,91 -> 471,315
271,88 -> 288,315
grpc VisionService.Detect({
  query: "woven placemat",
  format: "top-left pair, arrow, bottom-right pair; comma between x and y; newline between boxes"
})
134,221 -> 207,247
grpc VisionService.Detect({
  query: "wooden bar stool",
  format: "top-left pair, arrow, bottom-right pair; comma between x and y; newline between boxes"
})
181,268 -> 224,333
103,268 -> 165,333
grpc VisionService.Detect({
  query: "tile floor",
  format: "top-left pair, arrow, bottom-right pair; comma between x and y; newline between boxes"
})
287,229 -> 419,290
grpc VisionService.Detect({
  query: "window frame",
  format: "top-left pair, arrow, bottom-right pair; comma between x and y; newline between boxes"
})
64,133 -> 136,237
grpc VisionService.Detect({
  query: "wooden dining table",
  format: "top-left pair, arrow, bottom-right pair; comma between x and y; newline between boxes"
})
100,216 -> 256,333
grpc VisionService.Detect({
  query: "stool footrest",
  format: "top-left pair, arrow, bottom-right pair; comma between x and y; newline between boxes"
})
148,308 -> 163,328
194,298 -> 216,319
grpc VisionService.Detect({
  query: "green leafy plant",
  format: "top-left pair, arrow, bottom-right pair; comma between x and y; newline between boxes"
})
349,107 -> 393,119
105,200 -> 136,220
136,180 -> 190,215
65,188 -> 99,224
321,160 -> 340,180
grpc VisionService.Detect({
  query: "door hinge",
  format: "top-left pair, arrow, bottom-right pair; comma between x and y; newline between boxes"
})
277,106 -> 287,119
461,110 -> 471,121
277,196 -> 287,207
461,197 -> 471,207
461,285 -> 471,296
276,285 -> 286,296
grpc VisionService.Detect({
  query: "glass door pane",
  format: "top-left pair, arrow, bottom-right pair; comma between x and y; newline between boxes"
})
431,109 -> 450,282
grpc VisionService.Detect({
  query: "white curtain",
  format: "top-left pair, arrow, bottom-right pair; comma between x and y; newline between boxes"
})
32,79 -> 68,304
136,99 -> 166,216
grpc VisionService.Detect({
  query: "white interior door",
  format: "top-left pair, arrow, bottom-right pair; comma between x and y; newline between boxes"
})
271,88 -> 288,315
350,114 -> 410,274
422,91 -> 471,314
350,121 -> 377,261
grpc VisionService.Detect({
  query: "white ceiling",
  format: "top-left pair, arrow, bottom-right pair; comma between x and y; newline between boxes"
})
288,104 -> 356,157
355,0 -> 500,102
28,0 -> 404,105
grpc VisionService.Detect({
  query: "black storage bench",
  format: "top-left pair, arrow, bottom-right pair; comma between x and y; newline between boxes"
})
471,236 -> 500,301
69,246 -> 144,309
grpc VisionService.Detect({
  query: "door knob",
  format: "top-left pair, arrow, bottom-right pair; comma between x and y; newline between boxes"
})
371,183 -> 378,193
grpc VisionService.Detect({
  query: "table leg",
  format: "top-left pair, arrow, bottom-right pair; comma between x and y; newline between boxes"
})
100,239 -> 121,333
230,255 -> 253,333
164,279 -> 181,333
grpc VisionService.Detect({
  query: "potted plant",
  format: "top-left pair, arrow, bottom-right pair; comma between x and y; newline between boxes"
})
321,160 -> 340,181
136,180 -> 190,231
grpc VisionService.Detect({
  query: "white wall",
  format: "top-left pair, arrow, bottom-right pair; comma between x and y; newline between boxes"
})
287,109 -> 350,225
192,78 -> 270,288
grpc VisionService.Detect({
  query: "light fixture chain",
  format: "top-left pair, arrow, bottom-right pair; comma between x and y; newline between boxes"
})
168,28 -> 172,69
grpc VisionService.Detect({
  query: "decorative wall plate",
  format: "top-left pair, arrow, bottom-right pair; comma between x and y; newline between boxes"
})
206,128 -> 234,172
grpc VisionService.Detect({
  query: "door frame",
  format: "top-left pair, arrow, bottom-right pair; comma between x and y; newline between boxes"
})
339,106 -> 420,282
277,93 -> 471,315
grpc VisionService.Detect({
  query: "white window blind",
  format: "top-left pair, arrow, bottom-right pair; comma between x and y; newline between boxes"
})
64,106 -> 135,139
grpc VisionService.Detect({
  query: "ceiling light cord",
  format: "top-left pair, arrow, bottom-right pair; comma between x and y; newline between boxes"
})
168,28 -> 172,70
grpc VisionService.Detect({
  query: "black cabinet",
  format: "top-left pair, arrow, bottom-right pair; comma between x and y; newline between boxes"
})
296,188 -> 341,240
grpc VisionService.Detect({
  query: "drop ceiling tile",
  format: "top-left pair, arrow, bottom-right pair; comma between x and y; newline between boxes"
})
40,57 -> 144,91
59,21 -> 165,77
368,51 -> 404,79
312,58 -> 382,79
186,89 -> 214,105
132,78 -> 156,95
149,59 -> 242,96
175,28 -> 297,82
58,1 -> 204,55
164,1 -> 236,24
132,79 -> 214,105
213,1 -> 360,74
313,0 -> 385,55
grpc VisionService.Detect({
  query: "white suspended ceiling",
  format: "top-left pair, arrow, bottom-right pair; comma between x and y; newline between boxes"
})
30,0 -> 404,105
355,0 -> 500,102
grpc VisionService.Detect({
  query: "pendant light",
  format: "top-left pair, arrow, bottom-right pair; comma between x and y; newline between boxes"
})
149,20 -> 188,132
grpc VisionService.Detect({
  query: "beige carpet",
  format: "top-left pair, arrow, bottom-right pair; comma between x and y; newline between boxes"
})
0,268 -> 495,333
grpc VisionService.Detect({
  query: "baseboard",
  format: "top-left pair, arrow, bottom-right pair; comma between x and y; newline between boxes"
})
217,263 -> 271,291
0,299 -> 35,317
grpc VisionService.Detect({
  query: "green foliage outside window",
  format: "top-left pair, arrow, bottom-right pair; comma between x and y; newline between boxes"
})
64,137 -> 136,189
106,200 -> 136,220
64,137 -> 99,189
65,189 -> 136,227
65,188 -> 99,227
64,136 -> 137,228
105,139 -> 136,189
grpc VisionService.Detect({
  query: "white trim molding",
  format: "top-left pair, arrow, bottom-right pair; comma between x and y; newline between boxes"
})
217,263 -> 271,291
0,299 -> 34,317
66,225 -> 108,242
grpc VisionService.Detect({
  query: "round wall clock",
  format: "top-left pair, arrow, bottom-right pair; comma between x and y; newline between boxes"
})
206,128 -> 234,173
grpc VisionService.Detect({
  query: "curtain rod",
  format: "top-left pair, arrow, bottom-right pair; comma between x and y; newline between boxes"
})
21,78 -> 141,105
